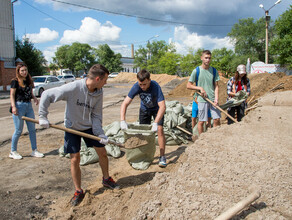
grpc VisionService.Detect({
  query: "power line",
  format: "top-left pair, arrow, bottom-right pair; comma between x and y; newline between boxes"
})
21,0 -> 77,30
20,0 -> 143,45
51,0 -> 233,27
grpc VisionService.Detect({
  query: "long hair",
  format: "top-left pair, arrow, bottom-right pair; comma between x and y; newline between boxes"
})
234,71 -> 248,85
14,63 -> 34,88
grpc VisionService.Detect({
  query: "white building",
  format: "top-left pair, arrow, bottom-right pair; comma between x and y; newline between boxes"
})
121,57 -> 140,73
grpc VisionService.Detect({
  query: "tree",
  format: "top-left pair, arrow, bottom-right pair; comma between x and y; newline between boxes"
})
48,63 -> 58,75
270,6 -> 292,69
211,48 -> 235,77
94,44 -> 123,73
134,40 -> 174,74
228,17 -> 269,62
179,48 -> 202,76
15,38 -> 47,76
53,43 -> 95,73
158,52 -> 181,75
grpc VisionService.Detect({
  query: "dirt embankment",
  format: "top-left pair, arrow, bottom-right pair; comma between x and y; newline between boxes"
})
168,72 -> 292,107
113,72 -> 183,86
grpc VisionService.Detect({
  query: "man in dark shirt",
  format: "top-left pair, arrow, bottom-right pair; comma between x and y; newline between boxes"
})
120,69 -> 167,167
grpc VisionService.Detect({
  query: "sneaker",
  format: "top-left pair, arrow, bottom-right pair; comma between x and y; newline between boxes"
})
159,156 -> 167,168
9,151 -> 23,160
31,150 -> 44,158
102,177 -> 120,189
70,189 -> 85,206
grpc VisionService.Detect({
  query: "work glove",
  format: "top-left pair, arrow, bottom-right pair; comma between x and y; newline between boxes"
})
151,122 -> 158,132
98,134 -> 109,145
39,116 -> 50,128
120,120 -> 128,130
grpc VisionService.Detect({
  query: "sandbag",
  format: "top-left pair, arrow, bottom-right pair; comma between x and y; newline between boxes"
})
124,124 -> 156,170
220,90 -> 248,110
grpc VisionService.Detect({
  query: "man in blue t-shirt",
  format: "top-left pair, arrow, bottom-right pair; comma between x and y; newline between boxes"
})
120,69 -> 167,167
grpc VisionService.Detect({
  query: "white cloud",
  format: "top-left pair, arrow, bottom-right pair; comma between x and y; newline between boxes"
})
42,45 -> 61,64
24,28 -> 59,44
172,26 -> 234,55
109,44 -> 132,57
60,17 -> 121,45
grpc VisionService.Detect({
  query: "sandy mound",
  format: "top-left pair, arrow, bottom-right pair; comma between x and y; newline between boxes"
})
168,77 -> 229,107
47,91 -> 292,219
113,72 -> 183,86
168,72 -> 292,107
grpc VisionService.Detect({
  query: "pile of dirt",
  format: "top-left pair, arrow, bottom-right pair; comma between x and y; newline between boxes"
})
247,72 -> 292,103
168,76 -> 229,106
113,72 -> 183,86
46,91 -> 292,219
168,72 -> 292,107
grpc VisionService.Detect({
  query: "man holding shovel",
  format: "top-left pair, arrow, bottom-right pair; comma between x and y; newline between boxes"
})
120,69 -> 167,167
38,64 -> 119,206
187,50 -> 221,135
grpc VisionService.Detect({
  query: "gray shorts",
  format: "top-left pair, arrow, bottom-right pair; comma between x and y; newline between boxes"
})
198,102 -> 221,121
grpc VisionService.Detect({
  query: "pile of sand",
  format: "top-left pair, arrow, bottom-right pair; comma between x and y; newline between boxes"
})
113,72 -> 183,86
168,76 -> 229,106
168,72 -> 292,107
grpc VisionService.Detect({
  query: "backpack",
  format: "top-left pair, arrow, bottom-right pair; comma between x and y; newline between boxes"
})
195,66 -> 217,87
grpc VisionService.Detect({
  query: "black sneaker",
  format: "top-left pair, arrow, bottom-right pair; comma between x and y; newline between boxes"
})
70,189 -> 85,206
102,177 -> 120,189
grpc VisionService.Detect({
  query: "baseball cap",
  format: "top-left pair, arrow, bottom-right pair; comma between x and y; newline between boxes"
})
237,64 -> 246,74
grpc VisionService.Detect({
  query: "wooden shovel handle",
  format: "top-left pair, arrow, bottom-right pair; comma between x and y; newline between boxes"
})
22,116 -> 125,148
197,91 -> 237,123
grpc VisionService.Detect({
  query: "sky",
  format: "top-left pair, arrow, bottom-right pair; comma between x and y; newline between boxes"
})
12,0 -> 291,64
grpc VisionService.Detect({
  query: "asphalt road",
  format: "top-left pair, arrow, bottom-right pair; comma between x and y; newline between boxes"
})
0,80 -> 134,145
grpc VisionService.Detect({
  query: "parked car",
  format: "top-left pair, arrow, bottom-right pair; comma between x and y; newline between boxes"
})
32,76 -> 65,97
108,72 -> 119,78
57,74 -> 76,83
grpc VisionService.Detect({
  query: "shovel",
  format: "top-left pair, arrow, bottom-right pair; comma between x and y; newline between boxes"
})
197,91 -> 237,123
22,116 -> 148,149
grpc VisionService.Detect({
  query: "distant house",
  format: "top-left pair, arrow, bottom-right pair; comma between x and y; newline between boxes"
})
0,0 -> 18,91
121,57 -> 140,73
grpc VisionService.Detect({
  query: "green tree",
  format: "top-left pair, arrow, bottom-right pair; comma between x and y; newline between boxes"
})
179,48 -> 202,76
53,45 -> 70,69
158,52 -> 181,75
228,17 -> 270,62
270,6 -> 292,69
48,63 -> 58,75
53,43 -> 95,73
211,48 -> 235,77
134,40 -> 174,74
180,53 -> 196,76
94,44 -> 123,73
15,38 -> 47,76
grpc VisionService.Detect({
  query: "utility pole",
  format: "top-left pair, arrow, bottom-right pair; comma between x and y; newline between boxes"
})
259,0 -> 282,64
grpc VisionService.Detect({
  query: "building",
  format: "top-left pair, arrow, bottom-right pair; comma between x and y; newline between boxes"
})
0,0 -> 17,91
121,57 -> 140,73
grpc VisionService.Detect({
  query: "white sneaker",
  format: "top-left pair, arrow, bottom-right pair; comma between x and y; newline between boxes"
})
9,151 -> 23,160
31,150 -> 44,158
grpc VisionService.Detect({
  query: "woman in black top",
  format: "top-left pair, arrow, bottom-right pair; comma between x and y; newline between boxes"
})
9,63 -> 44,159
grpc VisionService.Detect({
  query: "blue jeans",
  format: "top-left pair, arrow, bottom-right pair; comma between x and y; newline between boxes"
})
11,101 -> 37,152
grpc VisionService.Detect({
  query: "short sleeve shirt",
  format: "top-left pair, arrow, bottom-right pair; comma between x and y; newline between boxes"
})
189,66 -> 220,103
11,79 -> 32,102
127,80 -> 165,111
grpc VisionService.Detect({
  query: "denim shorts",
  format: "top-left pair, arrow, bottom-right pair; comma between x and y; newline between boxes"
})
64,128 -> 104,154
